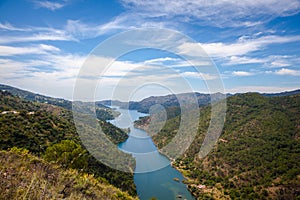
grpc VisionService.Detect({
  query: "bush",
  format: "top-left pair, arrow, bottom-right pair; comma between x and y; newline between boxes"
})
44,140 -> 88,170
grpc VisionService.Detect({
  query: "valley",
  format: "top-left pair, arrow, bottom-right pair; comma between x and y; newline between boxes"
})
0,84 -> 299,199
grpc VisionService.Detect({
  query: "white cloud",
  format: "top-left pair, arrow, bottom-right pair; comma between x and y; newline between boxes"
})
65,16 -> 131,39
270,61 -> 291,68
0,22 -> 75,44
0,32 -> 75,44
74,56 -> 209,100
181,71 -> 217,80
0,58 -> 52,70
0,44 -> 60,56
224,55 -> 298,69
0,22 -> 31,31
64,12 -> 176,40
120,0 -> 300,27
39,44 -> 61,52
0,51 -> 86,99
274,68 -> 300,76
143,57 -> 180,65
142,57 -> 211,68
232,71 -> 254,76
0,45 -> 85,80
226,56 -> 266,65
34,1 -> 66,11
0,18 -> 164,44
0,59 -> 27,79
178,35 -> 300,58
226,86 -> 299,94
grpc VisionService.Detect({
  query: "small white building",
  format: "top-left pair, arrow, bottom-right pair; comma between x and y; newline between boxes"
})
1,110 -> 19,115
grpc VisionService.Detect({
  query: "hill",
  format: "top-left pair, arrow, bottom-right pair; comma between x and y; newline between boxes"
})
0,148 -> 136,200
0,84 -> 119,121
99,92 -> 227,120
140,92 -> 300,199
100,89 -> 300,119
262,89 -> 300,97
0,90 -> 136,196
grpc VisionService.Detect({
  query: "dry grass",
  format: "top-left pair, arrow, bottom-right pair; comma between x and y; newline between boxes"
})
0,148 -> 137,200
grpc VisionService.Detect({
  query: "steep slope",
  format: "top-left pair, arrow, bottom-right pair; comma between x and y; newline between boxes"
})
0,90 -> 128,152
0,148 -> 137,200
149,93 -> 300,199
0,90 -> 136,196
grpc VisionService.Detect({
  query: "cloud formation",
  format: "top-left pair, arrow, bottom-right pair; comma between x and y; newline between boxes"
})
189,35 -> 300,58
34,0 -> 67,11
232,71 -> 254,76
120,0 -> 300,27
0,44 -> 60,56
274,68 -> 300,76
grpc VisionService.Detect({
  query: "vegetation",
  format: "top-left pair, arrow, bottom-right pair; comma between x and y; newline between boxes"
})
0,90 -> 136,196
0,84 -> 119,121
0,91 -> 77,154
44,140 -> 89,170
0,84 -> 72,109
98,120 -> 129,144
0,148 -> 137,200
2,83 -> 300,199
146,93 -> 300,199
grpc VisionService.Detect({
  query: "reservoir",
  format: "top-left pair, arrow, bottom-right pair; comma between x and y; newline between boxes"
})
109,107 -> 194,200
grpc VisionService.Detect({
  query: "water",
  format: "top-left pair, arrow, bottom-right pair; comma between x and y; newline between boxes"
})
109,107 -> 194,200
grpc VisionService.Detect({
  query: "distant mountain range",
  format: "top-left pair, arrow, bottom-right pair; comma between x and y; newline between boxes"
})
2,84 -> 300,114
262,89 -> 300,97
1,84 -> 224,115
99,89 -> 300,114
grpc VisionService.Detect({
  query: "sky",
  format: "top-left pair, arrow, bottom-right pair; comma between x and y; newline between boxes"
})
0,0 -> 300,101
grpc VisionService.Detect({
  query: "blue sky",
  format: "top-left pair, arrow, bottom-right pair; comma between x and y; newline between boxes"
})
0,0 -> 300,100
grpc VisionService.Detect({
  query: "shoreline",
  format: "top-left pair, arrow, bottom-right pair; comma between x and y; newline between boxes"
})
133,120 -> 197,199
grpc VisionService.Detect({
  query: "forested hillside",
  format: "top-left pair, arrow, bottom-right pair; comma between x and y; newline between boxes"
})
145,93 -> 300,199
0,90 -> 136,196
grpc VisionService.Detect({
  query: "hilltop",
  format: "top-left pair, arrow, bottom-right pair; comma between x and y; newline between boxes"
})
0,84 -> 119,121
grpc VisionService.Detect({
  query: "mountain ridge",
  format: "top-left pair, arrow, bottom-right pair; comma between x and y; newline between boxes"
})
2,83 -> 300,113
99,90 -> 300,114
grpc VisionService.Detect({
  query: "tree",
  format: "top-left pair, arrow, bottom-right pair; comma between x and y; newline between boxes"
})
44,140 -> 88,170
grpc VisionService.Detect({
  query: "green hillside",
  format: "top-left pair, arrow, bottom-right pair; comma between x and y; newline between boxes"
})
0,90 -> 136,196
146,93 -> 300,199
0,148 -> 137,200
